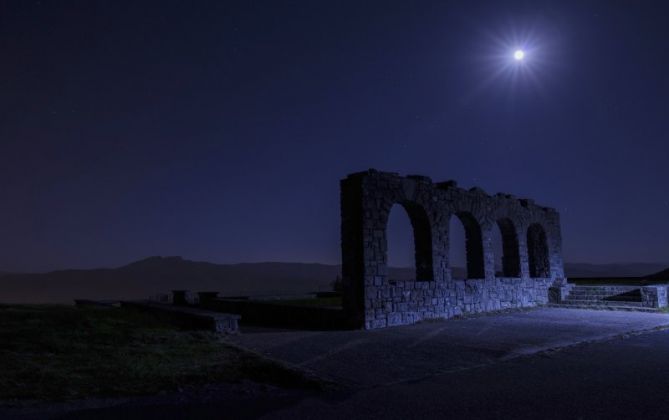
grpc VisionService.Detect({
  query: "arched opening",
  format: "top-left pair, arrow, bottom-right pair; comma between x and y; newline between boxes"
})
527,223 -> 550,278
449,212 -> 484,279
449,217 -> 467,279
495,218 -> 521,277
386,202 -> 433,281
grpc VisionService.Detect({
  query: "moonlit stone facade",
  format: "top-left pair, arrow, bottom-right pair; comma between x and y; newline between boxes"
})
340,169 -> 567,329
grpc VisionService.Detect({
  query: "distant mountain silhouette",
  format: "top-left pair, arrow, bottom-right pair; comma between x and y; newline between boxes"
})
1,257 -> 666,304
0,256 -> 415,304
644,267 -> 669,280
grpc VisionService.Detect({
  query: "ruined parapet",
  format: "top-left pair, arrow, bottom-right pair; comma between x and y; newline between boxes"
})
340,169 -> 567,329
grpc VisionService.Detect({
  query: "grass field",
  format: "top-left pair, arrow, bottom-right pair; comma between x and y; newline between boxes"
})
0,305 -> 320,401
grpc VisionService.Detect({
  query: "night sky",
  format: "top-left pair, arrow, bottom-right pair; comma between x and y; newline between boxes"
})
2,1 -> 668,272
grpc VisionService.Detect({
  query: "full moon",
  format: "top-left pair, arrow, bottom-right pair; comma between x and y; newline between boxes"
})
514,49 -> 525,60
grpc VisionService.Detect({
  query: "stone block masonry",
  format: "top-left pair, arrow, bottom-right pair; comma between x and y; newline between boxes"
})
341,169 -> 567,329
642,286 -> 668,309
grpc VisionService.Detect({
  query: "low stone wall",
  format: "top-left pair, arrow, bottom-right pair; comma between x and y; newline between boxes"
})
203,299 -> 349,330
122,300 -> 241,333
364,277 -> 553,329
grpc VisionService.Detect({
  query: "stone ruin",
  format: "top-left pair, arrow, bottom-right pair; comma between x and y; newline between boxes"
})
340,169 -> 567,329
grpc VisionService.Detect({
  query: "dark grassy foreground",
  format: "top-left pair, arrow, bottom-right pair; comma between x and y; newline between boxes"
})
0,305 -> 321,401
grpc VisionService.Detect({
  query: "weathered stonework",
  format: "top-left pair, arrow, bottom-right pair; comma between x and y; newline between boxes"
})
641,286 -> 668,309
340,169 -> 567,329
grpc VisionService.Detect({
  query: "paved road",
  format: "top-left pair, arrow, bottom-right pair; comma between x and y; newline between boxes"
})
267,327 -> 669,419
228,307 -> 669,387
6,308 -> 669,419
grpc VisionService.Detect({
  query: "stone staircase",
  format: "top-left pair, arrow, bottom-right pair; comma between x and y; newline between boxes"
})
551,285 -> 660,312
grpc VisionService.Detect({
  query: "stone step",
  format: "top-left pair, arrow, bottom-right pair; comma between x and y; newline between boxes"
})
562,299 -> 643,307
547,303 -> 661,313
565,295 -> 642,302
567,293 -> 641,301
569,286 -> 640,292
569,287 -> 640,292
568,288 -> 640,293
576,294 -> 641,297
567,289 -> 641,299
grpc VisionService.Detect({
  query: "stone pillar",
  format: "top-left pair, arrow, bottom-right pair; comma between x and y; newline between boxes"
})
641,286 -> 668,308
430,215 -> 449,283
546,211 -> 566,281
548,283 -> 574,303
340,172 -> 368,328
481,222 -> 496,281
517,228 -> 531,280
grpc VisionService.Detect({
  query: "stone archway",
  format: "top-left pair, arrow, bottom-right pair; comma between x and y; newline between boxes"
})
340,169 -> 566,329
385,201 -> 434,281
451,212 -> 484,279
496,218 -> 521,278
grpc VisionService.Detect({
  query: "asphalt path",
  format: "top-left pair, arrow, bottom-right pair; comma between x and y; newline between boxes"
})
267,327 -> 669,419
5,308 -> 669,419
228,307 -> 669,387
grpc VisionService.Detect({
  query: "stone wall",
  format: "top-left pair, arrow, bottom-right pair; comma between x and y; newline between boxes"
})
641,286 -> 668,309
202,298 -> 348,330
340,169 -> 566,329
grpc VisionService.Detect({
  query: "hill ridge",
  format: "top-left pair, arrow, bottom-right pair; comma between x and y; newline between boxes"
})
1,257 -> 668,304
